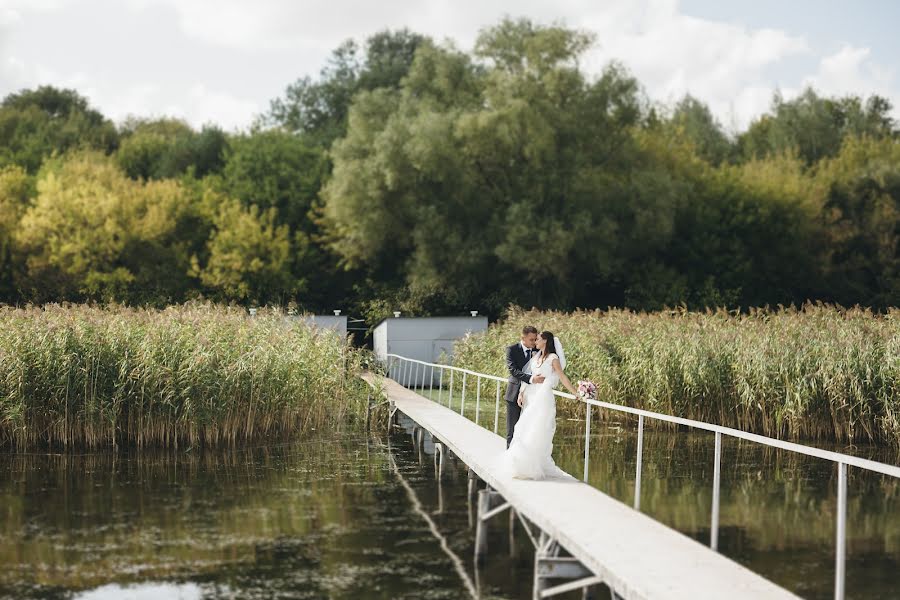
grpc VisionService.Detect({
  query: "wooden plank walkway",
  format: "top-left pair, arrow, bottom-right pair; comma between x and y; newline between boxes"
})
365,373 -> 800,600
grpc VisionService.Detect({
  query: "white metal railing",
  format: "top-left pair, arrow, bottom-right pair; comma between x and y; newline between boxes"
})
385,353 -> 900,600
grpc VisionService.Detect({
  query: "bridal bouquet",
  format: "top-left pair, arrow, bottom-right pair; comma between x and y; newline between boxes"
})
576,380 -> 597,401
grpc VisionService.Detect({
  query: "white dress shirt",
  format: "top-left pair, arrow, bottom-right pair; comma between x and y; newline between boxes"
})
520,342 -> 533,375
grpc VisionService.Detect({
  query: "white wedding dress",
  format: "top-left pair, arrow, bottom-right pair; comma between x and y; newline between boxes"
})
500,353 -> 575,481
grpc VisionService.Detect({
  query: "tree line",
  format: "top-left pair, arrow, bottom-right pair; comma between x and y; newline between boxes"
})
1,18 -> 898,320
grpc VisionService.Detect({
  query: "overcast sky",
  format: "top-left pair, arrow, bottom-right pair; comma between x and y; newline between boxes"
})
1,0 -> 897,134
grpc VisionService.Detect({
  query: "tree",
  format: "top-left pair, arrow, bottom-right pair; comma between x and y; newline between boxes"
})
0,166 -> 33,301
816,137 -> 900,307
323,19 -> 647,315
667,95 -> 732,165
15,152 -> 205,303
0,86 -> 118,173
267,29 -> 428,147
116,118 -> 228,180
194,199 -> 293,302
220,129 -> 326,231
738,88 -> 897,164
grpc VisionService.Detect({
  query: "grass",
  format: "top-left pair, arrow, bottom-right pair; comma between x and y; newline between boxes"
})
449,305 -> 900,447
0,302 -> 370,450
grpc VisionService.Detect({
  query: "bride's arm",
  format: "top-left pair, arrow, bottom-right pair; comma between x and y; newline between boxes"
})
551,357 -> 580,398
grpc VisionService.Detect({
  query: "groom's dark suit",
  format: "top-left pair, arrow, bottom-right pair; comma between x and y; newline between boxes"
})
505,342 -> 535,448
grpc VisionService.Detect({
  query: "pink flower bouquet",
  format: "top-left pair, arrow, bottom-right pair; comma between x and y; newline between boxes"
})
576,380 -> 597,401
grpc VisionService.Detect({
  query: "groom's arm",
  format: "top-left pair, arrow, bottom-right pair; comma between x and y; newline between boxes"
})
506,345 -> 531,384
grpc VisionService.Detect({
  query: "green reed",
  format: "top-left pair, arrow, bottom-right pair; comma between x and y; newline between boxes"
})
0,303 -> 369,450
452,305 -> 900,446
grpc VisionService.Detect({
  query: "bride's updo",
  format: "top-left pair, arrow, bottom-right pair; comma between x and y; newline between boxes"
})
540,331 -> 557,357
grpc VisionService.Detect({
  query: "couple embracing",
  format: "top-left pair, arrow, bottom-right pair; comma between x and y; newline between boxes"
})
500,326 -> 581,481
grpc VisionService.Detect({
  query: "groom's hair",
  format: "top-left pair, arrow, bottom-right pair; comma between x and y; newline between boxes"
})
522,325 -> 538,335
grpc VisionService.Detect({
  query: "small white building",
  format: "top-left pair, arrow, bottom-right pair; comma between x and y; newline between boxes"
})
291,314 -> 348,338
373,315 -> 488,385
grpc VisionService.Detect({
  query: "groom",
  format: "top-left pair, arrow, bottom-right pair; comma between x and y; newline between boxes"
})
504,325 -> 545,448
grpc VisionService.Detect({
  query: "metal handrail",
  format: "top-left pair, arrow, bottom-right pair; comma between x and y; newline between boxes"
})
385,352 -> 900,600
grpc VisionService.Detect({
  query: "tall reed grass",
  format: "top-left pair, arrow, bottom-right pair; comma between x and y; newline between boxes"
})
0,303 -> 369,450
453,305 -> 900,446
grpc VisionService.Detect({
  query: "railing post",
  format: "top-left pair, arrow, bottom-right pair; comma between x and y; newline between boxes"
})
583,403 -> 592,483
430,364 -> 435,394
711,431 -> 722,551
835,462 -> 847,600
402,359 -> 408,387
461,372 -> 468,416
475,377 -> 482,425
449,370 -> 455,409
439,366 -> 445,404
635,415 -> 644,511
494,380 -> 501,434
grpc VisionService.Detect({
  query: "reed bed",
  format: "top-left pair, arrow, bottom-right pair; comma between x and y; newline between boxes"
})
452,305 -> 900,446
0,303 -> 369,450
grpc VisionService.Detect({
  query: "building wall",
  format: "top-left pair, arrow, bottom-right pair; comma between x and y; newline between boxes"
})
289,315 -> 348,338
374,317 -> 488,386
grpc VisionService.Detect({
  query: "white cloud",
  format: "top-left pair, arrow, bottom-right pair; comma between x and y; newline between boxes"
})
0,0 -> 897,132
183,83 -> 261,130
804,44 -> 896,101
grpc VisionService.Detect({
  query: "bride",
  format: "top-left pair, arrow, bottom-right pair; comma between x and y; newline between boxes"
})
500,331 -> 581,480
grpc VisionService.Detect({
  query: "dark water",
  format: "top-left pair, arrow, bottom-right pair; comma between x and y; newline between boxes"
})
0,420 -> 541,600
2,413 -> 898,600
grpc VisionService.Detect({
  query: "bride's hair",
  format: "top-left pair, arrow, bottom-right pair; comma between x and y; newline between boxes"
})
539,331 -> 557,357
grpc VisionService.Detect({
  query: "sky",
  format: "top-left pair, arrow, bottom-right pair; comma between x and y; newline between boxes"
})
0,0 -> 897,134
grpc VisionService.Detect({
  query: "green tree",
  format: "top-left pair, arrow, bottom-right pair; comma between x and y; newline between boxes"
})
220,129 -> 326,230
816,137 -> 900,307
738,88 -> 897,164
267,29 -> 428,147
194,200 -> 293,302
667,95 -> 733,165
15,152 -> 205,303
0,166 -> 33,301
323,19 -> 647,314
117,117 -> 228,180
0,86 -> 118,173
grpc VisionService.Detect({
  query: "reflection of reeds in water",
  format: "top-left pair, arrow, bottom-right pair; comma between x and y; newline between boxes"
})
453,305 -> 900,446
0,303 -> 370,450
0,437 -> 390,589
551,425 -> 900,555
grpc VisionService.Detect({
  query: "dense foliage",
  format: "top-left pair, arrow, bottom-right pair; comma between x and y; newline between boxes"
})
452,305 -> 900,446
0,19 -> 898,319
0,303 -> 369,449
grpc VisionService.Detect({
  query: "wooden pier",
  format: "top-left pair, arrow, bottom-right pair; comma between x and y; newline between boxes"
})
364,372 -> 799,600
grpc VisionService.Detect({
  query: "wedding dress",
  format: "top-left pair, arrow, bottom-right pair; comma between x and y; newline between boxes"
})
500,352 -> 575,481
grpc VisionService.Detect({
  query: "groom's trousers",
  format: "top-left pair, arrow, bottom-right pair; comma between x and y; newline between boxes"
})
506,400 -> 521,448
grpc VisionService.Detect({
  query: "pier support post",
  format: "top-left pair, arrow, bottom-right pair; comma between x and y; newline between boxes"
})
533,533 -> 603,600
474,488 -> 508,563
467,467 -> 479,499
388,402 -> 398,428
433,442 -> 444,480
509,507 -> 517,557
475,489 -> 491,560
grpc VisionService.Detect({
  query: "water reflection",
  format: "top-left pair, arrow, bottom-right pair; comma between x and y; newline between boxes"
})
2,418 -> 898,600
0,432 -> 491,600
75,583 -> 203,599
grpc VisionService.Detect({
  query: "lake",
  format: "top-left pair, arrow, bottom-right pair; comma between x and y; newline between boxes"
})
1,413 -> 898,599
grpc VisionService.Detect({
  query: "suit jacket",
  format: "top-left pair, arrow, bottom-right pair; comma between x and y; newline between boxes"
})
505,343 -> 533,403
